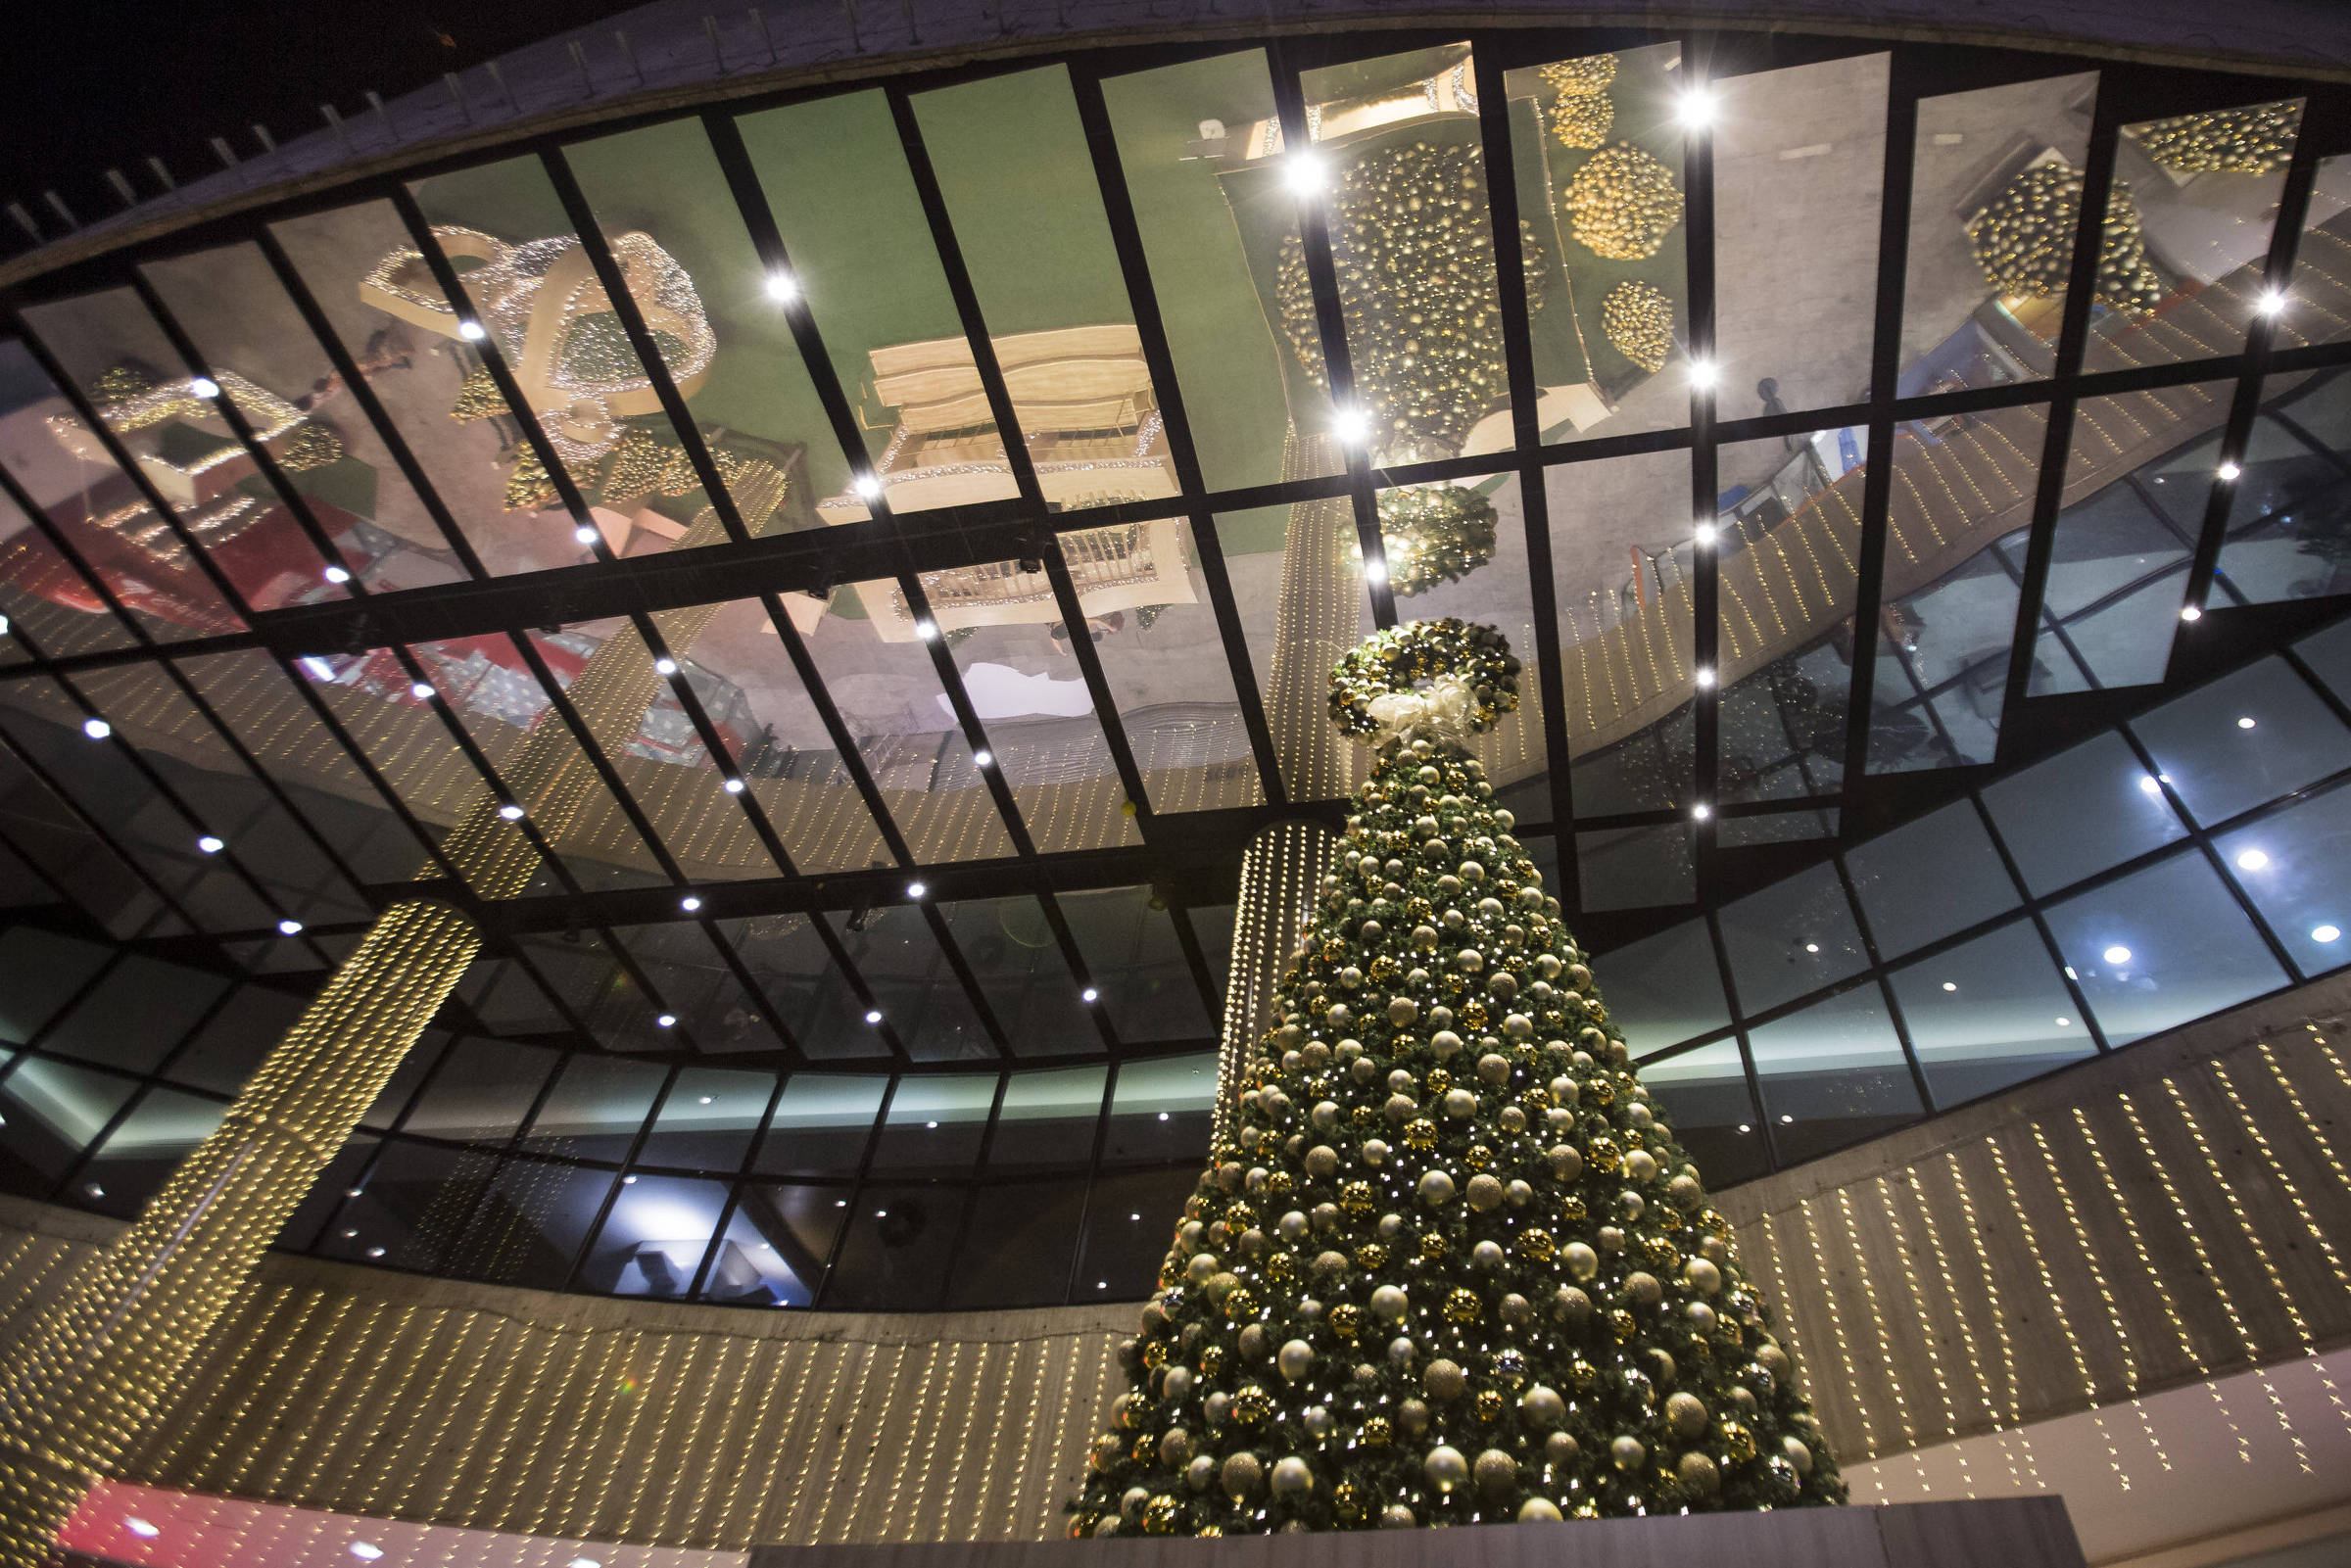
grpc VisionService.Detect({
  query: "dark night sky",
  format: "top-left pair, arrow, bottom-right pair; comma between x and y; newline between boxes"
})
0,0 -> 636,259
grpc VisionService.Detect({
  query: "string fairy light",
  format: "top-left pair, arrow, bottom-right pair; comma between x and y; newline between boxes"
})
2070,1106 -> 2245,1467
1873,1175 -> 1967,1470
1898,1166 -> 2018,1490
1940,1152 -> 2043,1490
2118,1088 -> 2311,1473
2024,1124 -> 2169,1475
1832,1188 -> 1918,1457
1794,1198 -> 1877,1455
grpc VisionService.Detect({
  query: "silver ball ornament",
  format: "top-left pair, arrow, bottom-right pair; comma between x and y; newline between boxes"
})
1423,1445 -> 1469,1490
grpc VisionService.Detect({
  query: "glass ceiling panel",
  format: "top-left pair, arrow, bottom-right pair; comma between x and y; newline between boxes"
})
733,89 -> 1006,520
1712,430 -> 1865,803
1060,883 -> 1213,1044
561,116 -> 848,520
0,483 -> 137,665
936,893 -> 1097,1058
531,619 -> 780,886
407,154 -> 712,540
2088,100 -> 2302,374
833,905 -> 995,1063
174,648 -> 434,885
0,745 -> 175,940
0,339 -> 248,641
269,198 -> 567,576
1546,447 -> 1695,813
1221,501 -> 1374,802
1099,49 -> 1338,491
935,557 -> 1141,856
1381,475 -> 1547,809
1080,517 -> 1260,815
910,67 -> 1177,517
755,1071 -> 886,1177
1862,404 -> 2049,773
19,287 -> 354,608
1711,54 -> 1888,419
2216,369 -> 2351,604
138,241 -> 467,594
673,596 -> 890,875
1899,72 -> 2097,396
1506,41 -> 1691,442
406,633 -> 665,894
638,1064 -> 775,1170
2274,152 -> 2351,356
793,575 -> 1016,864
720,912 -> 888,1062
1298,42 -> 1520,464
611,920 -> 785,1056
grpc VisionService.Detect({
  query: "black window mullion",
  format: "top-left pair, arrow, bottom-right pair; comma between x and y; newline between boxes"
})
752,590 -> 920,868
560,1060 -> 685,1293
1035,887 -> 1123,1057
504,631 -> 695,889
1685,36 -> 1723,897
1963,790 -> 2112,1056
894,571 -> 1035,856
684,1069 -> 792,1300
1064,1056 -> 1120,1305
811,1069 -> 900,1309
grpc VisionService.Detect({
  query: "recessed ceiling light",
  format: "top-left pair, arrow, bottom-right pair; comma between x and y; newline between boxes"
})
1082,986 -> 1100,1003
622,1174 -> 638,1185
2102,944 -> 2132,966
656,1014 -> 676,1028
348,1544 -> 383,1562
1129,1212 -> 1141,1221
1694,522 -> 1717,546
1778,1114 -> 1793,1124
698,1096 -> 713,1105
278,919 -> 304,936
1331,407 -> 1371,446
723,777 -> 745,793
82,717 -> 111,739
2217,460 -> 2241,482
189,376 -> 221,399
197,834 -> 224,854
2054,1017 -> 2071,1027
1284,153 -> 1326,196
1695,666 -> 1715,689
1737,1122 -> 1751,1134
1675,87 -> 1716,128
2314,925 -> 2342,944
654,657 -> 678,676
1158,1111 -> 1170,1121
498,803 -> 525,821
926,1120 -> 939,1129
410,681 -> 436,701
366,1246 -> 385,1258
574,524 -> 600,546
125,1518 -> 160,1540
1942,980 -> 1957,991
973,749 -> 993,768
2237,715 -> 2257,729
680,894 -> 702,912
1364,557 -> 1388,586
1803,942 -> 1820,954
852,474 -> 882,500
2180,604 -> 2202,622
1692,803 -> 1710,820
906,880 -> 928,899
2137,775 -> 2162,795
1686,358 -> 1717,391
2236,848 -> 2270,871
323,565 -> 352,585
864,1008 -> 883,1024
456,319 -> 487,342
765,271 -> 799,303
915,619 -> 938,641
2257,288 -> 2286,316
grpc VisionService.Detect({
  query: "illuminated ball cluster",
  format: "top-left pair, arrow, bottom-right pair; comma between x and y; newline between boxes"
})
1564,144 -> 1684,261
1375,488 -> 1501,597
1274,140 -> 1549,462
1067,620 -> 1844,1537
2135,103 -> 2301,175
1541,55 -> 1618,152
1601,281 -> 1675,373
1966,162 -> 2165,318
1328,619 -> 1520,740
1538,55 -> 1617,97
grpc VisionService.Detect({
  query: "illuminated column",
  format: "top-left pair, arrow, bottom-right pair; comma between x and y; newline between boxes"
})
0,470 -> 789,1564
1214,433 -> 1357,1137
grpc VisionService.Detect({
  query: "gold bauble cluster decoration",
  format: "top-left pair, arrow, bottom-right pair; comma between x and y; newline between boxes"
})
1538,54 -> 1616,97
1966,161 -> 2164,317
504,446 -> 559,512
277,422 -> 346,473
2135,103 -> 2301,175
1328,618 -> 1520,740
450,366 -> 508,424
1374,486 -> 1500,596
1274,138 -> 1548,461
1602,280 -> 1675,372
1564,143 -> 1684,261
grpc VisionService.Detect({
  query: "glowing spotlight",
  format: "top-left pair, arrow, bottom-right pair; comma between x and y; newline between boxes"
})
278,919 -> 305,936
1694,522 -> 1718,547
852,474 -> 883,500
2238,716 -> 2258,729
915,619 -> 938,641
2236,848 -> 2271,871
1365,557 -> 1388,586
2138,775 -> 2162,795
864,1008 -> 884,1024
973,749 -> 993,768
1942,980 -> 1958,992
498,803 -> 525,821
2055,1017 -> 2071,1026
456,319 -> 487,342
1803,942 -> 1820,954
323,565 -> 352,584
125,1519 -> 160,1539
1686,358 -> 1718,392
574,524 -> 600,546
1332,407 -> 1371,446
1695,666 -> 1716,689
2315,925 -> 2342,944
1692,802 -> 1711,820
723,777 -> 745,793
2102,944 -> 2132,966
2217,460 -> 2241,482
1284,154 -> 1327,196
82,717 -> 112,740
907,880 -> 928,899
656,1014 -> 676,1028
2257,288 -> 2286,316
1675,87 -> 1717,128
2180,603 -> 2202,622
348,1544 -> 384,1562
189,376 -> 221,399
1082,986 -> 1101,1003
765,271 -> 799,304
409,680 -> 437,701
680,894 -> 703,912
654,657 -> 679,676
197,834 -> 224,854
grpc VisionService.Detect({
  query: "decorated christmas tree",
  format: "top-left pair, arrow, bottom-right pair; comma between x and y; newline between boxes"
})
1071,620 -> 1844,1537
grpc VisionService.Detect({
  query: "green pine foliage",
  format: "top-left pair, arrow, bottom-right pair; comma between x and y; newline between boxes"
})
1070,625 -> 1844,1538
1376,488 -> 1500,597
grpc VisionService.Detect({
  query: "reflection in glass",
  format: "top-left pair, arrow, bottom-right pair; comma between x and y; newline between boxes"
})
1716,862 -> 1868,1016
587,1172 -> 728,1297
38,953 -> 225,1074
990,1065 -> 1107,1172
638,1066 -> 774,1170
725,914 -> 887,1062
75,1086 -> 230,1217
1506,42 -> 1691,440
0,927 -> 112,1046
317,1139 -> 480,1270
0,1057 -> 137,1195
612,922 -> 782,1056
400,1037 -> 553,1143
755,1073 -> 886,1178
1547,449 -> 1695,812
2042,849 -> 2286,1044
0,485 -> 138,664
1746,985 -> 1923,1163
2131,655 -> 2351,826
1899,74 -> 2096,393
1221,502 -> 1373,803
443,1158 -> 616,1287
1889,919 -> 2091,1106
1100,50 -> 1329,491
2089,101 -> 2303,373
707,1185 -> 843,1305
837,907 -> 993,1063
1712,55 -> 1888,418
1713,431 -> 1866,802
0,339 -> 249,640
869,1074 -> 993,1176
2216,371 -> 2351,602
1601,919 -> 1728,1056
826,1182 -> 959,1309
1575,823 -> 1692,911
1847,799 -> 2019,958
906,69 -> 1176,518
949,1175 -> 1087,1307
520,1054 -> 667,1162
937,894 -> 1095,1057
2216,782 -> 2351,975
1061,885 -> 1212,1044
1076,1166 -> 1197,1297
1640,1040 -> 1766,1185
1982,731 -> 2185,895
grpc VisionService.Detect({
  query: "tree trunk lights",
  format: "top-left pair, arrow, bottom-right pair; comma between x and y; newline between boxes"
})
0,472 -> 785,1565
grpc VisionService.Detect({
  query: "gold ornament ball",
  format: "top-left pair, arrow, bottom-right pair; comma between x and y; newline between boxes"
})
1602,280 -> 1675,374
1565,143 -> 1684,261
